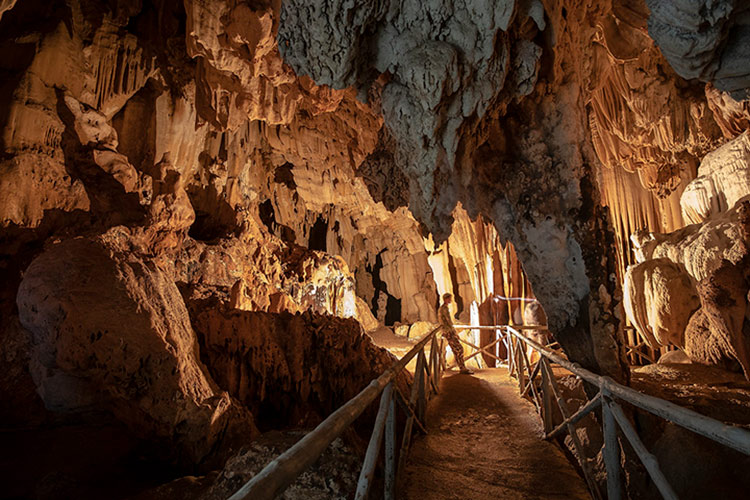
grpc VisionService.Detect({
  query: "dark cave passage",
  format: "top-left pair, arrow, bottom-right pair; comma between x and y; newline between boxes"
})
369,251 -> 402,326
308,214 -> 328,252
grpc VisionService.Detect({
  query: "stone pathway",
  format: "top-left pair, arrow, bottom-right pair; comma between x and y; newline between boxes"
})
401,369 -> 590,500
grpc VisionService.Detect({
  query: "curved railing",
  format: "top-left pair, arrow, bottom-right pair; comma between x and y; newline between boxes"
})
454,324 -> 750,500
228,326 -> 446,500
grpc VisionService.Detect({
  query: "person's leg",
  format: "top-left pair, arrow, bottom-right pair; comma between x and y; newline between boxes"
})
445,330 -> 467,370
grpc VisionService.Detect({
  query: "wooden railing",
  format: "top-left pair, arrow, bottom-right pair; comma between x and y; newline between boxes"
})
454,324 -> 750,500
228,326 -> 446,500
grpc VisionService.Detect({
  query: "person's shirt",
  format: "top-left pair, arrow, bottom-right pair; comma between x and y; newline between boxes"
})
438,303 -> 453,329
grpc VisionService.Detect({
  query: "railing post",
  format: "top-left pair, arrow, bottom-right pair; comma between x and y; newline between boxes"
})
516,339 -> 526,394
226,327 -> 442,500
355,383 -> 393,500
439,338 -> 446,372
430,334 -> 440,393
541,358 -> 554,434
508,330 -> 515,376
602,391 -> 622,500
384,390 -> 396,500
397,347 -> 426,486
417,350 -> 427,423
541,358 -> 604,500
608,400 -> 678,500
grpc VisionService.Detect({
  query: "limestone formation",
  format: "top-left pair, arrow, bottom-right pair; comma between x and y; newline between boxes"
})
646,0 -> 750,98
624,201 -> 750,377
624,259 -> 701,349
184,290 -> 405,428
681,131 -> 750,224
706,84 -> 750,138
16,231 -> 255,464
3,0 -> 750,494
278,0 -> 541,241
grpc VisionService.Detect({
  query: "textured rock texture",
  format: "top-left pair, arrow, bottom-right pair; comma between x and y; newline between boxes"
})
646,0 -> 750,99
624,200 -> 750,377
3,0 -> 750,495
184,289 -> 404,429
136,434 -> 362,500
681,131 -> 750,224
279,0 -> 527,241
16,231 -> 255,464
277,0 -> 645,382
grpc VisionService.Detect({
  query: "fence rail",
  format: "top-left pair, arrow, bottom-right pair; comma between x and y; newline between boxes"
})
228,326 -> 446,500
228,322 -> 750,500
453,324 -> 750,500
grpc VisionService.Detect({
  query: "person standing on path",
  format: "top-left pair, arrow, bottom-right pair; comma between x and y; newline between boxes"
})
438,293 -> 474,374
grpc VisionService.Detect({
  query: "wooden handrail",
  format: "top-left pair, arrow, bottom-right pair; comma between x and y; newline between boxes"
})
491,323 -> 750,500
229,320 -> 750,500
228,326 -> 443,500
502,325 -> 750,456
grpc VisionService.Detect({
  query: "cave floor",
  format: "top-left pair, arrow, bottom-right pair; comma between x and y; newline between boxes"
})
400,369 -> 590,500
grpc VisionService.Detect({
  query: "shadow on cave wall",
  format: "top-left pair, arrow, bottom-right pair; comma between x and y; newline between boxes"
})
56,89 -> 147,226
368,251 -> 401,325
308,214 -> 328,252
187,186 -> 240,242
446,251 -> 465,321
258,199 -> 297,244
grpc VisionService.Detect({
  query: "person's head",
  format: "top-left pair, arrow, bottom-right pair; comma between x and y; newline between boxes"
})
442,293 -> 453,304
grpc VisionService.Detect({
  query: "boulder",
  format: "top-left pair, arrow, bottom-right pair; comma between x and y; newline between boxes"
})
681,131 -> 750,224
183,289 -> 405,428
16,232 -> 255,464
623,258 -> 701,349
657,350 -> 691,365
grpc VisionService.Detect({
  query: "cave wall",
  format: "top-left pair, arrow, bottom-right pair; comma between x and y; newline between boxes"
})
274,0 -> 750,380
0,0 -> 518,456
275,0 -> 628,379
3,0 -> 750,466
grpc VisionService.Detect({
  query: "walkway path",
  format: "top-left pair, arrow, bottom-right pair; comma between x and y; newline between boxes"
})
401,369 -> 590,500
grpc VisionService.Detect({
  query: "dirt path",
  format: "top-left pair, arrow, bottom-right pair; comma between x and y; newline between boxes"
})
401,369 -> 590,500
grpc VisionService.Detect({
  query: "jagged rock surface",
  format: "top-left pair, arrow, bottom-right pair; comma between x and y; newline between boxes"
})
278,0 -> 541,241
137,434 -> 361,500
3,0 -> 750,495
681,131 -> 750,224
624,201 -> 750,377
646,0 -> 750,99
184,292 -> 404,429
16,230 -> 255,464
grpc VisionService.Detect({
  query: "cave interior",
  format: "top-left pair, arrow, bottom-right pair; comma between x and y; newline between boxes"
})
2,0 -> 750,498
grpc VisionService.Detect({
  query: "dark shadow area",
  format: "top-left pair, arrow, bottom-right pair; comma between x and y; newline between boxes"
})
0,419 -> 187,500
56,90 -> 146,227
356,127 -> 410,211
180,287 -> 407,438
447,252 -> 464,319
274,162 -> 297,190
0,40 -> 36,156
111,80 -> 162,173
186,183 -> 240,242
258,199 -> 296,243
308,214 -> 328,252
123,0 -> 194,94
0,209 -> 98,429
368,251 -> 402,325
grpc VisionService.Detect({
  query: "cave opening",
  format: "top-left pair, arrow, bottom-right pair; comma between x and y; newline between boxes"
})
368,251 -> 402,326
258,198 -> 296,243
308,214 -> 328,252
186,184 -> 239,242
